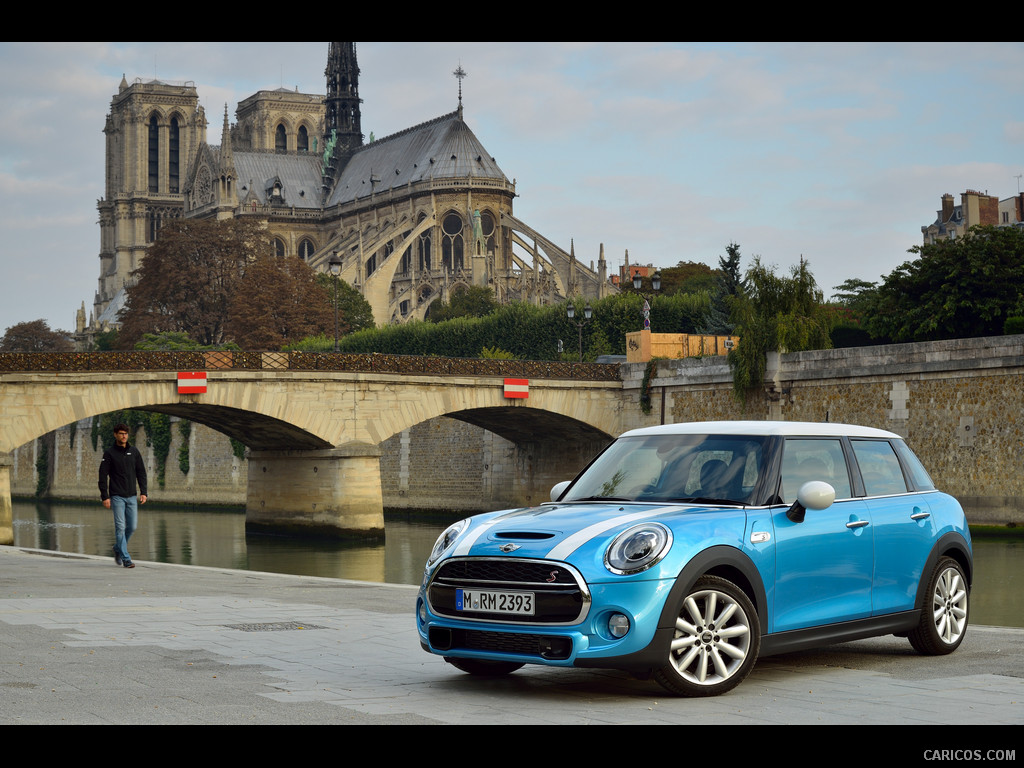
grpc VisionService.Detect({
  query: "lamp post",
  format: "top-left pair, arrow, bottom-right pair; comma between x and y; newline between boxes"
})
328,252 -> 342,352
632,269 -> 661,330
566,301 -> 592,362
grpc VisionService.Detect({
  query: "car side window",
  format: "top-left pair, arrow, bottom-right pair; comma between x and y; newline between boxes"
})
780,438 -> 852,504
851,439 -> 909,496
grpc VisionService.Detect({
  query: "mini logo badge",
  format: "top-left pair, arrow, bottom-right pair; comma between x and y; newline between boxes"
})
499,543 -> 520,553
546,570 -> 559,582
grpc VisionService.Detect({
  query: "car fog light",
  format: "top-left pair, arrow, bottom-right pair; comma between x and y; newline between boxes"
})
608,613 -> 630,638
418,601 -> 427,625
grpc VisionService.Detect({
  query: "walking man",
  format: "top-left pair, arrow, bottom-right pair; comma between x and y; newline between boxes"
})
98,423 -> 148,568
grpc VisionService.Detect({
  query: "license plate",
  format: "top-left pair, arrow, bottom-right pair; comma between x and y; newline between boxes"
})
456,588 -> 535,615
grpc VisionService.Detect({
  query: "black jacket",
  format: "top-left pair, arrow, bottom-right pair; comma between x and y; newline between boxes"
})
98,443 -> 148,501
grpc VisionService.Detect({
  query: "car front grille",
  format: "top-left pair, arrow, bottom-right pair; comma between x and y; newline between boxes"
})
427,556 -> 590,625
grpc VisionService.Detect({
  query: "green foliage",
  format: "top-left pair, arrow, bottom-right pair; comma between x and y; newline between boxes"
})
1004,316 -> 1024,335
93,329 -> 119,350
650,261 -> 720,296
639,358 -> 661,414
315,274 -> 375,335
480,346 -> 516,359
177,420 -> 192,475
729,257 -> 833,399
427,285 -> 500,323
333,291 -> 711,361
134,331 -> 240,351
865,225 -> 1024,342
230,438 -> 247,460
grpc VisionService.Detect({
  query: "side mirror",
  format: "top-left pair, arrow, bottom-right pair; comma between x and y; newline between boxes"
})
786,481 -> 835,523
550,480 -> 571,502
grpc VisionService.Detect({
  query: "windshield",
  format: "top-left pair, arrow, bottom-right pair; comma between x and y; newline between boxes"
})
562,434 -> 768,505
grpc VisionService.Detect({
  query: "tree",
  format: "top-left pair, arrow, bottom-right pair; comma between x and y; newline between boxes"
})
729,257 -> 833,398
0,319 -> 74,352
118,218 -> 270,348
426,285 -> 500,323
829,278 -> 883,348
657,261 -> 720,296
314,274 -> 375,334
865,225 -> 1024,343
228,254 -> 334,349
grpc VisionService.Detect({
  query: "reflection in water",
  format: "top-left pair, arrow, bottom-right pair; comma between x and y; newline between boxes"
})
10,500 -> 1023,628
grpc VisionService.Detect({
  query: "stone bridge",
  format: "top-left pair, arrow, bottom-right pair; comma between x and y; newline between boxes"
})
0,352 -> 624,542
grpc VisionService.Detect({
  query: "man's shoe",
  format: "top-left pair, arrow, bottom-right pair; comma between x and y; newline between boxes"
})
123,560 -> 135,569
113,547 -> 122,566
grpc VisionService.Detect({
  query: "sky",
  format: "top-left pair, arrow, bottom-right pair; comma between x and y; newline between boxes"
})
1,42 -> 1022,337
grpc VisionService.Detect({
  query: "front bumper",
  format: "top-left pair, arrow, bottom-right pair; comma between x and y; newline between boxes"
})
417,572 -> 676,669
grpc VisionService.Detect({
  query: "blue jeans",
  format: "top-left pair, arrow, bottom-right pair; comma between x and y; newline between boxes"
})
111,496 -> 138,564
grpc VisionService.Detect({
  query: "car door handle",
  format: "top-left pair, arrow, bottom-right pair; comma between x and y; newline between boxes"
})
846,519 -> 870,529
910,510 -> 930,520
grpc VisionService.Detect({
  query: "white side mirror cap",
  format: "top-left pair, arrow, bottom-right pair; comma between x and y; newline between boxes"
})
797,481 -> 835,511
550,480 -> 571,502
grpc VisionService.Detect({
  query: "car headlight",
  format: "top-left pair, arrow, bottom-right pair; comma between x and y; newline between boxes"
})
605,523 -> 672,575
427,519 -> 469,567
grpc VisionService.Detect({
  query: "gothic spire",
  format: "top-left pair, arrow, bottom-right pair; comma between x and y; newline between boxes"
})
324,42 -> 363,153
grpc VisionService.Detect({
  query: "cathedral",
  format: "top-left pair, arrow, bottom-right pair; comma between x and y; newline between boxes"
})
85,42 -> 614,337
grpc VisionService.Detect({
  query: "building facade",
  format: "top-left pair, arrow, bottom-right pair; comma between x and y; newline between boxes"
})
921,189 -> 1024,244
86,43 -> 614,336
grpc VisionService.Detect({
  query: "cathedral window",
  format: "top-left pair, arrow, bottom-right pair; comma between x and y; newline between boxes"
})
298,126 -> 309,152
275,124 -> 287,153
298,239 -> 315,261
418,215 -> 432,271
169,117 -> 180,193
442,213 -> 465,272
273,238 -> 286,258
480,210 -> 496,255
148,115 -> 159,193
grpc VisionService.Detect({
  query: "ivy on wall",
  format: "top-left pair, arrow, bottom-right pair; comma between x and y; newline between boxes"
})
177,419 -> 192,475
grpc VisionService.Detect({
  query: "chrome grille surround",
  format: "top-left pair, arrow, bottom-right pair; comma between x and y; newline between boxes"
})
427,556 -> 591,625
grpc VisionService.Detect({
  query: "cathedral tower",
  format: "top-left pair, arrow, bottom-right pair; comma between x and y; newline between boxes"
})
94,76 -> 205,326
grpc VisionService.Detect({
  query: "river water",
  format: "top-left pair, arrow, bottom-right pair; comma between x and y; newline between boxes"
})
10,499 -> 1023,629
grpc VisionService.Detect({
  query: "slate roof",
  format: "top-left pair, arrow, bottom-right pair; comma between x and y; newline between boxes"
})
230,151 -> 324,209
326,110 -> 509,208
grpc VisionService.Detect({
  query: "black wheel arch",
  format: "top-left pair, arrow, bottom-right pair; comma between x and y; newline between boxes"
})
655,545 -> 768,632
914,531 -> 973,610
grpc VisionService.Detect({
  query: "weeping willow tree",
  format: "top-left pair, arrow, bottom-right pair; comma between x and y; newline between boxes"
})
728,257 -> 834,400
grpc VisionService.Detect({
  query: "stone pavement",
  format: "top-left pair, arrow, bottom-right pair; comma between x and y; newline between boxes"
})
1,545 -> 1022,726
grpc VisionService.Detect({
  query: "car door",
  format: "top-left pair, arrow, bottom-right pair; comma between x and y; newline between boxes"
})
770,437 -> 874,633
850,439 -> 938,616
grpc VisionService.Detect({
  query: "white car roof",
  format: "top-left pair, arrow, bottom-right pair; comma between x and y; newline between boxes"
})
621,420 -> 901,439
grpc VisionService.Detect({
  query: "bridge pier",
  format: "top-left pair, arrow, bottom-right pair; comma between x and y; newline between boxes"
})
0,454 -> 12,545
245,443 -> 384,539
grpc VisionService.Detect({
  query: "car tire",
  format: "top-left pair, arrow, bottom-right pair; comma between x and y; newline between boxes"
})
444,657 -> 525,677
653,575 -> 760,697
907,556 -> 969,655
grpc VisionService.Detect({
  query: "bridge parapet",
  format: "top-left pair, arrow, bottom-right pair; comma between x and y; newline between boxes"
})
0,351 -> 621,381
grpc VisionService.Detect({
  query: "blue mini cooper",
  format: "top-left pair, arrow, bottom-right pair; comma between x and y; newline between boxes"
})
416,421 -> 972,696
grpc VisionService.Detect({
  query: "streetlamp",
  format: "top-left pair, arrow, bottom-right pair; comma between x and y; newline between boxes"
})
632,269 -> 661,330
328,252 -> 342,352
566,301 -> 592,362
